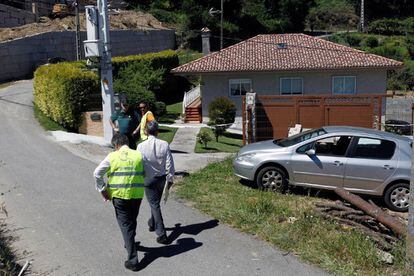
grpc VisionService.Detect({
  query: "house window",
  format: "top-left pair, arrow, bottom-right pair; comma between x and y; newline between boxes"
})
280,78 -> 303,95
229,79 -> 252,96
332,76 -> 356,94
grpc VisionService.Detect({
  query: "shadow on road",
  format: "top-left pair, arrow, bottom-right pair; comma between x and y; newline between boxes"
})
0,97 -> 33,108
166,219 -> 219,243
136,238 -> 202,270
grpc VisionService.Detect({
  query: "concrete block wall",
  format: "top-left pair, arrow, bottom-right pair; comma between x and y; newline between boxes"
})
0,28 -> 176,82
0,3 -> 36,27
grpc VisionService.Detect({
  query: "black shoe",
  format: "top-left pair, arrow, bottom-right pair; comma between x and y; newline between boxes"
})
156,234 -> 169,245
148,225 -> 155,232
124,261 -> 140,271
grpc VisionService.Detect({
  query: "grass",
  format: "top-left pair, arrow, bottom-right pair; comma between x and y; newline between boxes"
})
158,102 -> 183,124
175,158 -> 410,275
195,127 -> 243,153
0,216 -> 21,275
157,125 -> 177,144
34,104 -> 67,131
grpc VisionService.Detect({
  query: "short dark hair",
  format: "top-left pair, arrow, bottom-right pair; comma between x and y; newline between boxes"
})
111,133 -> 129,147
147,121 -> 159,136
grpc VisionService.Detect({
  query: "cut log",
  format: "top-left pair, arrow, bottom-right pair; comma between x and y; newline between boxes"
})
335,188 -> 406,237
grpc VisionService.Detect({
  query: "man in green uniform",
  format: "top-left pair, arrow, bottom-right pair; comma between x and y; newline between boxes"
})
110,100 -> 141,149
93,134 -> 145,271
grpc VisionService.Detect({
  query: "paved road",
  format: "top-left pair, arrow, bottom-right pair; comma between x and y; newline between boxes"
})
0,80 -> 327,275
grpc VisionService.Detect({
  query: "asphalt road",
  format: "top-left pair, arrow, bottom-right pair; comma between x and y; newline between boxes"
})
0,80 -> 327,275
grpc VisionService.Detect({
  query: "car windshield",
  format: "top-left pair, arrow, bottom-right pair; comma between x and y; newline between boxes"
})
274,128 -> 327,147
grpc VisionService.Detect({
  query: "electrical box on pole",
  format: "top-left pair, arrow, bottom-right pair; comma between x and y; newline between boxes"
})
84,1 -> 114,144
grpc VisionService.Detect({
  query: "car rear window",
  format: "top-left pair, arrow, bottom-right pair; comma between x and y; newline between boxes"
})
351,137 -> 396,160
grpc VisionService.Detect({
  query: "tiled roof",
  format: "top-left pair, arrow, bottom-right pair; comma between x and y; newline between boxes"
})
171,33 -> 403,74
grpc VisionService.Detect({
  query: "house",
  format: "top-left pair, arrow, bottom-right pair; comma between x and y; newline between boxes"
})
171,33 -> 402,129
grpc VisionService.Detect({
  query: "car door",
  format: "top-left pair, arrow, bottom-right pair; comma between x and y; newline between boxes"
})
343,137 -> 398,193
290,136 -> 352,188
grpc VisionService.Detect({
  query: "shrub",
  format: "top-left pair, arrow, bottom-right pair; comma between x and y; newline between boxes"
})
154,101 -> 167,118
197,129 -> 213,148
208,97 -> 236,142
113,50 -> 191,104
33,62 -> 99,130
361,36 -> 379,48
208,97 -> 236,125
367,18 -> 410,35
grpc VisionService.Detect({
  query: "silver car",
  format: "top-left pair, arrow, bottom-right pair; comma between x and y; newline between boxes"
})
233,126 -> 412,212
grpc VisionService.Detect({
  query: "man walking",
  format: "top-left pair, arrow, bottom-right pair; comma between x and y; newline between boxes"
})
137,121 -> 175,244
93,134 -> 145,271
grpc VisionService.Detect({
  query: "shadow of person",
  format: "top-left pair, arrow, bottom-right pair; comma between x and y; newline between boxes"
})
165,219 -> 219,243
136,238 -> 202,270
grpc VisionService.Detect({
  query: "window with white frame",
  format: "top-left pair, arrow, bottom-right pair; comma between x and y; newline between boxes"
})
280,77 -> 303,95
229,79 -> 252,96
332,76 -> 356,94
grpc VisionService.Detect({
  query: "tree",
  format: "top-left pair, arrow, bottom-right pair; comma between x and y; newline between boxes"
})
208,97 -> 236,142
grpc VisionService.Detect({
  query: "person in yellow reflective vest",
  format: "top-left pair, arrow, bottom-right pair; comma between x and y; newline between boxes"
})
133,101 -> 155,142
93,134 -> 145,271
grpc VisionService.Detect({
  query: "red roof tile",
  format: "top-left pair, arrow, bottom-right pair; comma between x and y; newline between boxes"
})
171,33 -> 403,74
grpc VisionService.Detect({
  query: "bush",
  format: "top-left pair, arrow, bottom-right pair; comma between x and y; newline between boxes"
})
154,101 -> 167,117
361,36 -> 379,48
33,62 -> 99,130
197,129 -> 213,148
367,18 -> 414,35
113,50 -> 191,104
208,97 -> 236,142
208,97 -> 236,125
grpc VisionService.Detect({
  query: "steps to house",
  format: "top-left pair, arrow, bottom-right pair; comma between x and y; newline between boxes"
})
185,97 -> 202,123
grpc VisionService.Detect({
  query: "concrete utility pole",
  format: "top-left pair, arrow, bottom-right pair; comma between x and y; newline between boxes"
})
84,0 -> 114,144
75,0 -> 81,60
97,0 -> 115,144
360,0 -> 365,32
220,0 -> 223,50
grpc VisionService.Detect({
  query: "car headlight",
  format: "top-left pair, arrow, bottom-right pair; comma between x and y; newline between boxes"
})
235,153 -> 256,162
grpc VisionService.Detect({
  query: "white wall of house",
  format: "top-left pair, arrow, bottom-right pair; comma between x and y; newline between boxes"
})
200,69 -> 388,126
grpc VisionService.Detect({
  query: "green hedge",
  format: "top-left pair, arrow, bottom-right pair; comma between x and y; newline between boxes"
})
34,62 -> 99,130
113,50 -> 190,104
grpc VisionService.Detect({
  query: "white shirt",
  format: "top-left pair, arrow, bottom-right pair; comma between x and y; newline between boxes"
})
137,135 -> 175,183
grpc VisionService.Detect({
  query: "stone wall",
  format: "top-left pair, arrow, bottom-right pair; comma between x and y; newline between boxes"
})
0,28 -> 176,82
0,3 -> 36,27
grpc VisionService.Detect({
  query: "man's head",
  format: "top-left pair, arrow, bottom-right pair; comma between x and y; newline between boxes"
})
146,121 -> 159,136
111,133 -> 129,150
139,101 -> 148,115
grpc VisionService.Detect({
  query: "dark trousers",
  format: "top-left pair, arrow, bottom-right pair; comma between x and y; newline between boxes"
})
112,197 -> 142,266
125,133 -> 137,150
144,176 -> 166,237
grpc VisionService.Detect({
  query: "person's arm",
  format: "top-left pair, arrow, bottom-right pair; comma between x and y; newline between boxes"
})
93,155 -> 111,201
165,144 -> 175,186
109,118 -> 119,133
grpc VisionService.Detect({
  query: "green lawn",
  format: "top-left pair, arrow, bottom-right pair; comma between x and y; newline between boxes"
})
195,127 -> 243,153
175,158 -> 409,275
158,102 -> 182,124
157,125 -> 177,144
34,104 -> 67,131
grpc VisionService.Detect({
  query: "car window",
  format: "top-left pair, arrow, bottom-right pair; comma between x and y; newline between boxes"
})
314,136 -> 352,156
351,137 -> 396,160
274,128 -> 327,147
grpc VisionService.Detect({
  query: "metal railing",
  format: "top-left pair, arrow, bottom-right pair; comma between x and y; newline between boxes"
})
182,84 -> 201,114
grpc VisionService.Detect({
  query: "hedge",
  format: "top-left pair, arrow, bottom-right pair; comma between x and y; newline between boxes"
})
33,62 -> 99,130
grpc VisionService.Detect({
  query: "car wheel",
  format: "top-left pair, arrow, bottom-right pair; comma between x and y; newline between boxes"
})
256,166 -> 287,193
384,183 -> 410,212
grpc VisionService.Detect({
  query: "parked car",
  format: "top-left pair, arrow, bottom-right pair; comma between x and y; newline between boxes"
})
385,119 -> 412,135
233,126 -> 412,212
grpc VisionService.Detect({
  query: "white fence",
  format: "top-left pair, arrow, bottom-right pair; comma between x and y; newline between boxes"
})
182,84 -> 201,113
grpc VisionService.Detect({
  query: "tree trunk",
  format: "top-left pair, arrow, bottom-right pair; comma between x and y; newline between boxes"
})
335,188 -> 406,237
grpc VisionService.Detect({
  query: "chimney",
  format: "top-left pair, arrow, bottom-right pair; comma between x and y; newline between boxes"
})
201,27 -> 211,56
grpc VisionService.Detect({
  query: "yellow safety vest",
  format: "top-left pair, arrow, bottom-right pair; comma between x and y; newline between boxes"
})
140,111 -> 154,141
107,146 -> 144,200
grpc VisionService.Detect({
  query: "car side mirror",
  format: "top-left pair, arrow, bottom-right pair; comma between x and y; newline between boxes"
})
306,149 -> 316,156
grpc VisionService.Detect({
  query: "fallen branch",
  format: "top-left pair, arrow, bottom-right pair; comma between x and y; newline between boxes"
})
335,188 -> 406,237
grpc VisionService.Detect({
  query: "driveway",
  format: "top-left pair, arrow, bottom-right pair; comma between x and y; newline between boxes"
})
0,80 -> 327,275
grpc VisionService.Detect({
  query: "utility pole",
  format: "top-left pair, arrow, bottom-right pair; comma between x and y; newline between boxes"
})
220,0 -> 223,50
84,0 -> 115,144
97,0 -> 115,144
360,0 -> 365,32
75,0 -> 81,60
